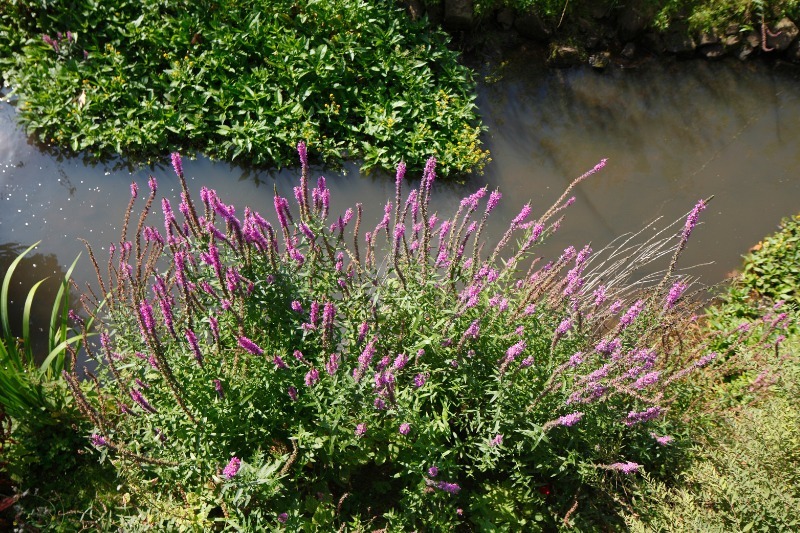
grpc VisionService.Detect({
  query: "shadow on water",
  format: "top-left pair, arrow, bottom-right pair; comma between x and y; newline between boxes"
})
0,242 -> 80,364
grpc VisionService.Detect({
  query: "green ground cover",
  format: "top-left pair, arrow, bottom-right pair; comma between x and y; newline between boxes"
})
0,0 -> 488,176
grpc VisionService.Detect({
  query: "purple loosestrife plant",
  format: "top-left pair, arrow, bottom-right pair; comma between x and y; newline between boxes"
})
606,461 -> 641,474
223,457 -> 241,479
238,336 -> 263,355
68,148 -> 785,530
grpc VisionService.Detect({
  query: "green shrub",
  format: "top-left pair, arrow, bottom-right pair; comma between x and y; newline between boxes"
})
63,149 -> 787,530
706,213 -> 799,337
627,212 -> 800,531
626,335 -> 800,532
0,0 -> 488,176
740,213 -> 800,303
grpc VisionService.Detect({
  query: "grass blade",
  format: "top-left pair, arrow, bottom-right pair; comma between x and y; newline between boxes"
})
22,277 -> 49,366
2,242 -> 39,339
1,241 -> 40,368
49,253 -> 80,354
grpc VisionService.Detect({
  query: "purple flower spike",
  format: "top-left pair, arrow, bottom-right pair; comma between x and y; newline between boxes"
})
489,434 -> 503,447
214,379 -> 224,399
288,386 -> 298,401
393,353 -> 408,370
185,328 -> 203,365
624,406 -> 662,426
682,199 -> 707,242
357,322 -> 369,344
634,371 -> 661,389
695,352 -> 718,367
130,388 -> 157,414
423,157 -> 437,195
297,141 -> 308,168
300,223 -> 315,241
277,513 -> 288,523
304,368 -> 320,387
505,340 -> 526,362
651,433 -> 674,446
323,301 -> 335,330
91,434 -> 108,447
326,353 -> 340,376
665,281 -> 688,310
170,152 -> 183,177
355,423 -> 367,437
223,456 -> 241,479
138,300 -> 156,339
238,336 -> 264,355
291,300 -> 303,313
310,301 -> 320,325
592,285 -> 607,307
209,316 -> 219,342
428,466 -> 439,477
395,161 -> 407,185
512,203 -> 532,226
463,320 -> 480,340
393,224 -> 405,242
130,182 -> 138,199
486,190 -> 502,213
607,461 -> 640,474
556,411 -> 584,427
434,481 -> 461,494
399,422 -> 411,435
619,300 -> 645,328
556,318 -> 572,336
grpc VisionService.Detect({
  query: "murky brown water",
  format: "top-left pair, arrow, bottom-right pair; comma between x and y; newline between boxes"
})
2,56 -> 800,346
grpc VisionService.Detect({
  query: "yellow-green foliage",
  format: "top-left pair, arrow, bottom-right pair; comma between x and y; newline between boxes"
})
626,338 -> 800,532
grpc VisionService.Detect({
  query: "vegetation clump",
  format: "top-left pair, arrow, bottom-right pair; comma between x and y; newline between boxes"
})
40,148 -> 783,530
0,0 -> 488,176
707,212 -> 799,333
626,217 -> 800,531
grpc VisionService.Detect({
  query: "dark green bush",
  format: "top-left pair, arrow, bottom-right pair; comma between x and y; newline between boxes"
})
706,213 -> 799,336
0,0 -> 488,176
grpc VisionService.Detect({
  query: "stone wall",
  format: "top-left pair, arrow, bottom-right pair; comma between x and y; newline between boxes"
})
400,0 -> 800,68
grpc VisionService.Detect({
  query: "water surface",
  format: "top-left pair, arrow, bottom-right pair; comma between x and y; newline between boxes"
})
2,57 -> 800,342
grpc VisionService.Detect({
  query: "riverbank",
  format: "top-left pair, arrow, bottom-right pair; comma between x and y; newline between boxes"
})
408,0 -> 800,68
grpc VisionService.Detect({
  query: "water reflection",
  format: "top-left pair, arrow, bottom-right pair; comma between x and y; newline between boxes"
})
1,57 -> 800,332
0,242 -> 79,362
475,55 -> 800,283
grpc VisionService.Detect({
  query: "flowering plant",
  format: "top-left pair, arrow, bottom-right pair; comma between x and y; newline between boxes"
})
67,147 -> 786,530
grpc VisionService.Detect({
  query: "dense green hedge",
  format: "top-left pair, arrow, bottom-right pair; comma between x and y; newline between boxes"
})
706,213 -> 800,333
0,0 -> 489,176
